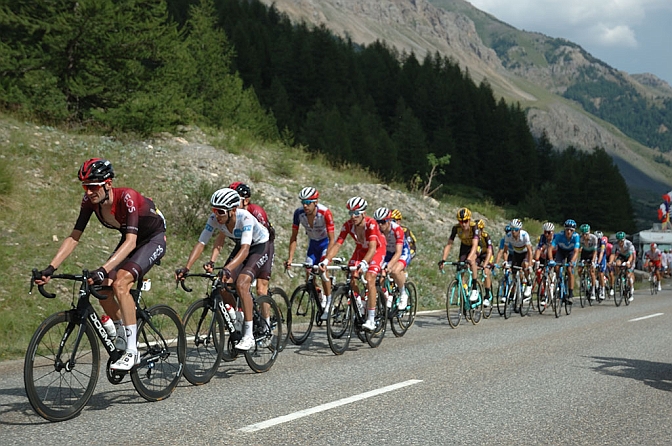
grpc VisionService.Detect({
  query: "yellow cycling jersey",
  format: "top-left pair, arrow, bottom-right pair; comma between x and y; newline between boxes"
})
449,221 -> 479,246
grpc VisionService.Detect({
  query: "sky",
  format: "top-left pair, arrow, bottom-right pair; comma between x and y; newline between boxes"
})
467,0 -> 672,86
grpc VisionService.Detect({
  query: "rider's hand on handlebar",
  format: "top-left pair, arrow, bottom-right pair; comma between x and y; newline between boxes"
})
35,265 -> 56,285
175,267 -> 189,281
358,259 -> 368,274
203,261 -> 215,273
89,267 -> 108,286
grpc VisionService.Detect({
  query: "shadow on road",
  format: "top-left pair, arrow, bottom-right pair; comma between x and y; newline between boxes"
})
589,356 -> 672,392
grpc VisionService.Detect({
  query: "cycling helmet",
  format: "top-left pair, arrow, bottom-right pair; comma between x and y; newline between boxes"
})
373,207 -> 391,221
474,219 -> 485,230
510,219 -> 523,230
456,207 -> 472,222
594,230 -> 603,239
298,187 -> 319,201
78,158 -> 114,183
210,188 -> 241,210
505,225 -> 512,233
579,224 -> 590,234
564,219 -> 577,229
542,222 -> 555,232
228,182 -> 251,198
390,209 -> 403,221
651,243 -> 658,249
346,196 -> 367,212
615,231 -> 626,240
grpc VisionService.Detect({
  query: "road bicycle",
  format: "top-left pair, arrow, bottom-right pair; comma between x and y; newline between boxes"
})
551,263 -> 572,317
578,260 -> 596,308
325,265 -> 387,355
535,264 -> 556,315
496,263 -> 513,317
478,265 -> 495,319
500,264 -> 532,319
178,268 -> 282,385
380,272 -> 417,337
24,268 -> 186,422
444,261 -> 484,328
285,261 -> 343,345
612,263 -> 633,307
648,266 -> 659,295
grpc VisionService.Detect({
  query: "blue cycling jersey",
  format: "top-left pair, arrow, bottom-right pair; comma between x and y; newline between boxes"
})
551,231 -> 580,251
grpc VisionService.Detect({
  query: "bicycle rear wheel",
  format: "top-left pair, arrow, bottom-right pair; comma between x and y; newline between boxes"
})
446,280 -> 462,328
131,304 -> 186,401
327,287 -> 353,355
624,281 -> 632,306
24,311 -> 100,422
288,284 -> 315,345
182,298 -> 225,385
366,287 -> 387,348
244,295 -> 281,373
390,281 -> 417,337
269,287 -> 290,351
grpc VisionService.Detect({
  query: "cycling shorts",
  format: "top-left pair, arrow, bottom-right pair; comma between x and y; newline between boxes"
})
349,247 -> 385,275
226,242 -> 271,281
384,244 -> 412,269
305,237 -> 330,266
112,232 -> 166,281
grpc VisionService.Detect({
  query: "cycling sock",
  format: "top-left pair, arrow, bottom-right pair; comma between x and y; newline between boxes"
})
367,308 -> 376,320
125,324 -> 137,355
244,321 -> 253,338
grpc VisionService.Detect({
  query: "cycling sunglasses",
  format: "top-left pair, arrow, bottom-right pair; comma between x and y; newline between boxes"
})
349,210 -> 364,216
212,208 -> 229,216
301,199 -> 316,205
81,182 -> 106,191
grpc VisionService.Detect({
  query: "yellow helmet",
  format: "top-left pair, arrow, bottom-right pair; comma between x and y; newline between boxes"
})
390,209 -> 403,221
474,219 -> 485,230
456,207 -> 472,222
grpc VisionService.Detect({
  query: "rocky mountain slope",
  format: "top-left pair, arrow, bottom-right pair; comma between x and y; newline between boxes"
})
257,0 -> 672,211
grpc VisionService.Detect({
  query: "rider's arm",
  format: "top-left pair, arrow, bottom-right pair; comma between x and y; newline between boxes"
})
286,226 -> 300,265
209,232 -> 227,265
184,241 -> 207,270
47,229 -> 83,270
101,232 -> 137,273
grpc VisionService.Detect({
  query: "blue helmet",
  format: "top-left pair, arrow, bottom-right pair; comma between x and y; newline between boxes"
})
564,219 -> 577,229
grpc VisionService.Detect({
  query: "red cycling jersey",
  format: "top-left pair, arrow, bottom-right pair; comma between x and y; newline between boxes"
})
247,202 -> 275,240
337,216 -> 387,274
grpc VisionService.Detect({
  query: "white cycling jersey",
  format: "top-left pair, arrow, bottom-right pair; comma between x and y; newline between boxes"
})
504,230 -> 532,254
198,208 -> 269,246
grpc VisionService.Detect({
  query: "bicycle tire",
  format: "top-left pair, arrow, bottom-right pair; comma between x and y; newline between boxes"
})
288,284 -> 315,345
553,283 -> 563,318
365,286 -> 387,348
579,273 -> 587,308
482,284 -> 494,319
327,287 -> 353,355
470,281 -> 484,325
496,275 -> 508,316
24,311 -> 100,422
624,280 -> 632,306
614,276 -> 624,307
182,298 -> 225,385
537,276 -> 548,314
391,281 -> 417,337
446,280 -> 462,328
650,275 -> 655,295
269,287 -> 290,351
586,277 -> 594,306
244,295 -> 281,373
131,304 -> 186,401
504,280 -> 517,319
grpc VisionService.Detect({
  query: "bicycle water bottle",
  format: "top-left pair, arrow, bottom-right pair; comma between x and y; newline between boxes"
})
224,303 -> 236,324
101,315 -> 116,339
235,308 -> 244,332
383,288 -> 392,308
355,294 -> 364,315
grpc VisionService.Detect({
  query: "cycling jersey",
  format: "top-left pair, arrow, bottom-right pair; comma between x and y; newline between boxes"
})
612,239 -> 634,258
504,230 -> 532,253
74,187 -> 165,243
645,248 -> 663,262
535,233 -> 556,260
338,216 -> 387,275
449,222 -> 479,246
477,231 -> 493,265
382,221 -> 412,267
198,208 -> 269,246
551,232 -> 580,251
579,234 -> 599,252
292,203 -> 335,241
247,203 -> 275,241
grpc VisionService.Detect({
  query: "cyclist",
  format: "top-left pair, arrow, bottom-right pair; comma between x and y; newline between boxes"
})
229,182 -> 275,298
374,207 -> 411,310
438,207 -> 481,303
644,242 -> 663,292
473,219 -> 494,307
285,187 -> 336,319
35,158 -> 167,371
577,224 -> 599,301
319,197 -> 386,331
533,222 -> 556,306
608,231 -> 636,302
594,230 -> 609,300
175,188 -> 270,351
549,219 -> 580,304
500,219 -> 534,300
494,224 -> 512,266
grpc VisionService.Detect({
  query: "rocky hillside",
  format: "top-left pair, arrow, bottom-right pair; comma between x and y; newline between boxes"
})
258,0 -> 672,207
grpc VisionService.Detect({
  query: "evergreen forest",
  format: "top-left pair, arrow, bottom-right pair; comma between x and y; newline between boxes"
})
0,0 -> 636,232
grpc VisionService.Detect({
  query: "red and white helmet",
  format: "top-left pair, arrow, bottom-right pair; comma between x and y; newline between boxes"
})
346,196 -> 367,212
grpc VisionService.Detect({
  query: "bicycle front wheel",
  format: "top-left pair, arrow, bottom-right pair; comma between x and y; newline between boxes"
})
553,285 -> 563,318
504,281 -> 517,319
24,311 -> 100,422
579,275 -> 587,308
614,278 -> 624,307
182,298 -> 225,385
269,287 -> 290,351
327,287 -> 353,355
245,295 -> 281,373
496,277 -> 508,316
131,304 -> 186,401
390,281 -> 417,337
470,281 -> 484,325
288,284 -> 315,345
366,287 -> 387,348
446,280 -> 462,328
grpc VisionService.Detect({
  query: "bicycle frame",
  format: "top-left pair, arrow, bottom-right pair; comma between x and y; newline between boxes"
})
444,261 -> 483,328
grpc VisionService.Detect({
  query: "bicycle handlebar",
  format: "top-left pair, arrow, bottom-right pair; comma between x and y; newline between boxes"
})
30,269 -> 108,300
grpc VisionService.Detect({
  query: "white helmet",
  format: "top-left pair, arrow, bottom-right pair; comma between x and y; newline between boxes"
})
542,222 -> 555,232
510,219 -> 523,230
346,196 -> 367,212
298,187 -> 319,201
373,207 -> 391,221
210,188 -> 241,210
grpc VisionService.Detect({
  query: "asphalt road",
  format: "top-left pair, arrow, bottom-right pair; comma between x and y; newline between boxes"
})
2,286 -> 672,445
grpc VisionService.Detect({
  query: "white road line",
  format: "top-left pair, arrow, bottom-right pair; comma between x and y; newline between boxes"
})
629,313 -> 663,322
239,379 -> 423,433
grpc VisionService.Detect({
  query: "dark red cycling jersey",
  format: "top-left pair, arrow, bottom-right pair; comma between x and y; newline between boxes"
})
74,187 -> 165,243
248,202 -> 275,241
